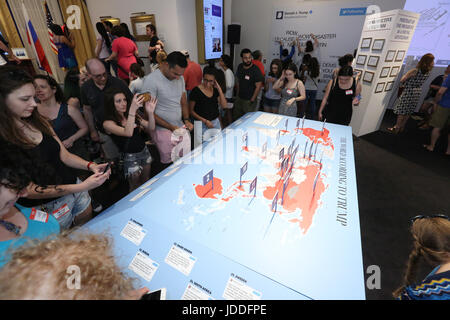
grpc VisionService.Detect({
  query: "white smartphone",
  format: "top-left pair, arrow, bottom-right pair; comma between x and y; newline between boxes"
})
140,288 -> 166,300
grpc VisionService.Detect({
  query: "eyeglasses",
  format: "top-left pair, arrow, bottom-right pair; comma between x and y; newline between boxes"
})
203,79 -> 214,83
410,214 -> 450,224
92,72 -> 107,80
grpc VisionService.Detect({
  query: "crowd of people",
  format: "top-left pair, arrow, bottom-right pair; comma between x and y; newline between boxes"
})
0,19 -> 448,300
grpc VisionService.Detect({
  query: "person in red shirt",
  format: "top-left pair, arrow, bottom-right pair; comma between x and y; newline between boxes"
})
252,50 -> 265,77
181,50 -> 203,98
252,50 -> 265,110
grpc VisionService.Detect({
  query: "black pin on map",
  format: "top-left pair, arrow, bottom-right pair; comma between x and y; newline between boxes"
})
279,147 -> 284,160
240,162 -> 248,187
249,176 -> 257,197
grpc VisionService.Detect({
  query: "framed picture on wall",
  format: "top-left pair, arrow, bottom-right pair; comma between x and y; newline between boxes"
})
130,14 -> 156,41
385,81 -> 394,92
385,50 -> 396,62
372,39 -> 385,51
356,55 -> 367,65
375,82 -> 385,93
363,71 -> 375,83
380,67 -> 390,78
361,38 -> 372,49
395,50 -> 405,62
367,55 -> 380,67
100,17 -> 121,26
390,66 -> 400,77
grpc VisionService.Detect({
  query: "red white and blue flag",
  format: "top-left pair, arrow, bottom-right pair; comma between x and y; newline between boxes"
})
44,1 -> 58,55
22,1 -> 52,74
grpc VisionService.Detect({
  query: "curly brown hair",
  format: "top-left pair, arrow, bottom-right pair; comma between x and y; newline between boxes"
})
0,230 -> 137,300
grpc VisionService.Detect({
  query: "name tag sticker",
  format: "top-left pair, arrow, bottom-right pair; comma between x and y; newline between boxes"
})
30,208 -> 49,223
345,90 -> 353,95
52,204 -> 70,221
245,75 -> 250,80
286,89 -> 293,95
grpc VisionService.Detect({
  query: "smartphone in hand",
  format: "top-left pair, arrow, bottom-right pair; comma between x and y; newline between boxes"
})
140,288 -> 166,300
103,162 -> 111,174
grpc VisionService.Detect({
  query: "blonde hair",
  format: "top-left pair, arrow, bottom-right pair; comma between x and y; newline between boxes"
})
0,230 -> 136,300
392,216 -> 450,298
156,50 -> 167,65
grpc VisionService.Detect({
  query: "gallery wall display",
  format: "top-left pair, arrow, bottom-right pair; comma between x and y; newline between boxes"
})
380,67 -> 390,78
130,14 -> 156,42
367,55 -> 379,67
390,66 -> 400,77
375,82 -> 385,93
372,39 -> 385,51
363,71 -> 375,83
395,50 -> 405,62
385,81 -> 394,92
356,55 -> 367,65
361,38 -> 372,49
385,50 -> 396,62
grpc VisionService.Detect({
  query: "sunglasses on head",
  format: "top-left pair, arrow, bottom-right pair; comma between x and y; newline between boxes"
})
410,214 -> 449,224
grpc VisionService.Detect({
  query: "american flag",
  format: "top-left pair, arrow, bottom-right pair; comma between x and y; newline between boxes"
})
44,1 -> 58,55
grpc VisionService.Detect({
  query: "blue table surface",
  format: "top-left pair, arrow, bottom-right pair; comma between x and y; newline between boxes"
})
84,112 -> 365,300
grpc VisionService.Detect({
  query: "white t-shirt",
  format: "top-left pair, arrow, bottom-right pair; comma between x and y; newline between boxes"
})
142,69 -> 185,128
96,35 -> 111,59
129,76 -> 146,95
223,68 -> 235,99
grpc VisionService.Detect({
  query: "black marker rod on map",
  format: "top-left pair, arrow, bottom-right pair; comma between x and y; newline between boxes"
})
303,140 -> 309,158
308,140 -> 314,159
321,118 -> 326,133
302,114 -> 306,130
314,141 -> 319,159
312,171 -> 320,193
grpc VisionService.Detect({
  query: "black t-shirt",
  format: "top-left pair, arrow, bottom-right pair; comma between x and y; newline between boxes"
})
426,75 -> 444,99
17,133 -> 77,207
149,36 -> 159,63
190,86 -> 220,121
236,63 -> 263,100
110,126 -> 145,154
80,76 -> 132,131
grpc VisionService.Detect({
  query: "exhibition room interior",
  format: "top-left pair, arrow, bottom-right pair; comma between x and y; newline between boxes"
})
0,0 -> 448,301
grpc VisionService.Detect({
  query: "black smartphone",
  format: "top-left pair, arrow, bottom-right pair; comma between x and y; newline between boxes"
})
103,162 -> 111,174
140,288 -> 166,300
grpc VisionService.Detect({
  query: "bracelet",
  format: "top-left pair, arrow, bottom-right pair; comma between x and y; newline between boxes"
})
87,161 -> 94,170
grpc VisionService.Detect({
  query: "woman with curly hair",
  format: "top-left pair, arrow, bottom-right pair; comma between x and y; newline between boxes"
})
393,215 -> 450,300
0,231 -> 149,299
0,142 -> 60,268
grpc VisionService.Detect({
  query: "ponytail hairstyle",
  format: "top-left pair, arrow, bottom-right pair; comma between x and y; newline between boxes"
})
0,66 -> 53,148
392,216 -> 450,298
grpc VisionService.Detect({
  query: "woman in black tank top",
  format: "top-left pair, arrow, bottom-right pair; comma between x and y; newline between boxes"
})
103,88 -> 157,192
0,66 -> 111,227
318,66 -> 361,126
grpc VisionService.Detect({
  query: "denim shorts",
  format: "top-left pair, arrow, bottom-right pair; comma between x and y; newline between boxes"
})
40,178 -> 91,230
263,97 -> 281,108
122,147 -> 152,178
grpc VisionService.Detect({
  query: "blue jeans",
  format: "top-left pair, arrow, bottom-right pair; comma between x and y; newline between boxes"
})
305,90 -> 317,119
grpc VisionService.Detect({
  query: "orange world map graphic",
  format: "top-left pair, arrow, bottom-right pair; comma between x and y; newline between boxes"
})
194,127 -> 334,234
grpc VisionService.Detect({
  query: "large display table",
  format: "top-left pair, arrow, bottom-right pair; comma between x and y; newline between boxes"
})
84,112 -> 365,300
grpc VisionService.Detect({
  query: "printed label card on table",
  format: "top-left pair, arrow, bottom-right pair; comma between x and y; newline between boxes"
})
182,281 -> 214,300
165,243 -> 197,276
128,249 -> 159,282
120,219 -> 147,246
223,274 -> 262,300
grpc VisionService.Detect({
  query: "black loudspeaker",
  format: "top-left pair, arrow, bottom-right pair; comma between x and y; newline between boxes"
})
227,24 -> 241,44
